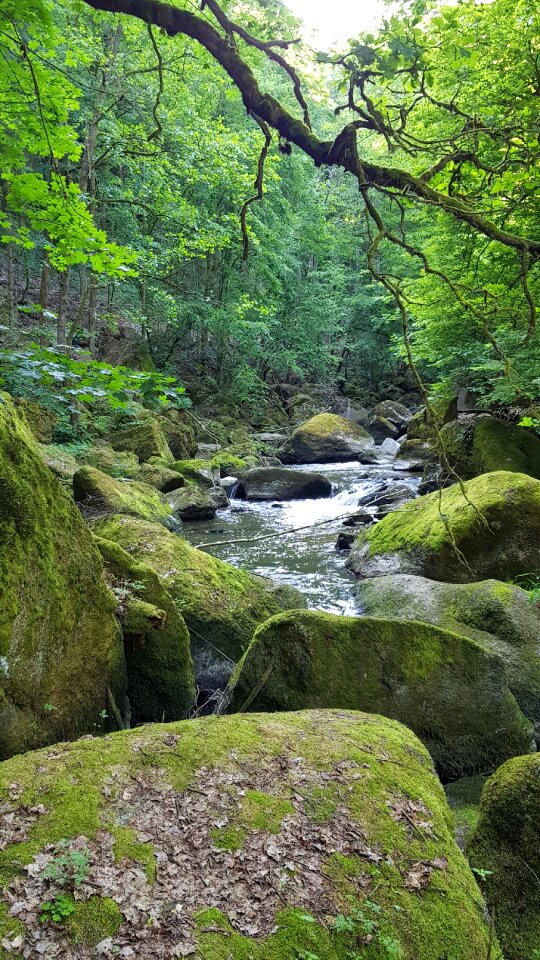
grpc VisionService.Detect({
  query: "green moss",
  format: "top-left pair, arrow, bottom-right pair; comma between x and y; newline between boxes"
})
355,575 -> 540,723
210,825 -> 247,851
68,896 -> 123,946
444,775 -> 486,849
16,398 -> 58,443
468,754 -> 540,960
74,465 -> 176,527
226,610 -> 533,779
109,417 -> 173,463
240,790 -> 294,832
80,444 -> 140,479
298,784 -> 338,822
37,442 -> 80,480
0,711 -> 495,959
168,484 -> 217,520
0,901 -> 24,959
210,452 -> 248,475
138,461 -> 185,492
281,414 -> 373,464
170,458 -> 214,487
95,536 -> 195,723
112,826 -> 156,882
348,471 -> 540,583
92,515 -> 304,675
0,394 -> 125,760
441,416 -> 540,481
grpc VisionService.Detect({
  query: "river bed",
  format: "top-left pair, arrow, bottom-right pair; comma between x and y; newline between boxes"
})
183,459 -> 420,614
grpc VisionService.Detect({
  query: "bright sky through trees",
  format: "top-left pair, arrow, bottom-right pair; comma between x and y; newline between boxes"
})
285,0 -> 389,45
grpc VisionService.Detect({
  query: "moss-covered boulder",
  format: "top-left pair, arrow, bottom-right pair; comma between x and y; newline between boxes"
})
0,710 -> 495,960
95,537 -> 195,723
0,395 -> 125,759
171,458 -> 215,487
236,466 -> 332,501
109,416 -> 173,463
355,576 -> 540,727
79,443 -> 140,479
372,400 -> 411,429
224,610 -> 533,779
92,515 -> 306,690
16,398 -> 58,443
444,775 -> 486,850
440,415 -> 540,480
407,397 -> 458,441
37,443 -> 80,481
279,414 -> 374,464
138,461 -> 185,492
468,754 -> 540,959
366,415 -> 399,443
347,471 -> 540,583
168,485 -> 218,520
73,466 -> 177,527
158,409 -> 197,460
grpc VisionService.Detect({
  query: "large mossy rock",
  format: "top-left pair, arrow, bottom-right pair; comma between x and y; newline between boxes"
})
0,710 -> 494,959
108,416 -> 173,463
372,400 -> 411,429
79,443 -> 140,479
407,397 -> 457,441
170,458 -> 215,488
224,610 -> 533,779
355,575 -> 540,727
236,466 -> 332,501
138,461 -> 185,493
92,514 -> 306,689
95,537 -> 195,723
279,413 -> 374,464
168,484 -> 218,520
440,415 -> 540,480
73,466 -> 176,527
468,754 -> 540,959
158,410 -> 197,460
0,395 -> 125,759
347,471 -> 540,583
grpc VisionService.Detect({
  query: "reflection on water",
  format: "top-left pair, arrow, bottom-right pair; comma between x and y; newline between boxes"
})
183,460 -> 420,614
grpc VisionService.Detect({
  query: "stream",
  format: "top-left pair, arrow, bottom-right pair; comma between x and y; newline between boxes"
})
183,458 -> 421,614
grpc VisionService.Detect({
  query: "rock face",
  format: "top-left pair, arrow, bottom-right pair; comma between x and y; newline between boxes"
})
235,467 -> 332,501
170,459 -> 214,488
279,413 -> 374,464
96,537 -> 195,723
0,396 -> 125,759
225,610 -> 533,779
92,515 -> 306,690
366,415 -> 399,443
79,444 -> 140,479
441,415 -> 540,480
0,711 -> 494,959
158,410 -> 197,460
372,400 -> 411,429
73,466 -> 176,527
468,754 -> 540,960
168,485 -> 218,520
407,397 -> 458,441
355,575 -> 540,727
138,462 -> 185,493
347,471 -> 540,583
109,416 -> 173,463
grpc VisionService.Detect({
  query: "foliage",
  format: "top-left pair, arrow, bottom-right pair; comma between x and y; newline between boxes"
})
0,346 -> 190,412
39,894 -> 75,925
40,842 -> 89,889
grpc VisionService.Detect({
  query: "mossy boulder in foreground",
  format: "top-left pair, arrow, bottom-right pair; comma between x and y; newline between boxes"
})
0,710 -> 495,959
356,575 -> 540,727
73,465 -> 177,527
0,395 -> 125,759
95,537 -> 195,723
92,514 -> 306,690
167,484 -> 218,520
468,754 -> 540,960
224,610 -> 533,779
347,471 -> 540,582
440,415 -> 540,480
279,413 -> 374,463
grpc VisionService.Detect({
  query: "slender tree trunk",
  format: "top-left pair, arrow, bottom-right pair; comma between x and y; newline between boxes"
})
6,244 -> 17,328
88,272 -> 98,354
39,254 -> 50,310
57,268 -> 71,351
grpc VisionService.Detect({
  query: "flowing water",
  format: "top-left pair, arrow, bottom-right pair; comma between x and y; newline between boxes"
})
183,458 -> 420,614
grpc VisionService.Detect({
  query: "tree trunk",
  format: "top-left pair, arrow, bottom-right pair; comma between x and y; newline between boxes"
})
88,272 -> 98,354
57,268 -> 71,351
39,254 -> 50,310
6,244 -> 17,328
